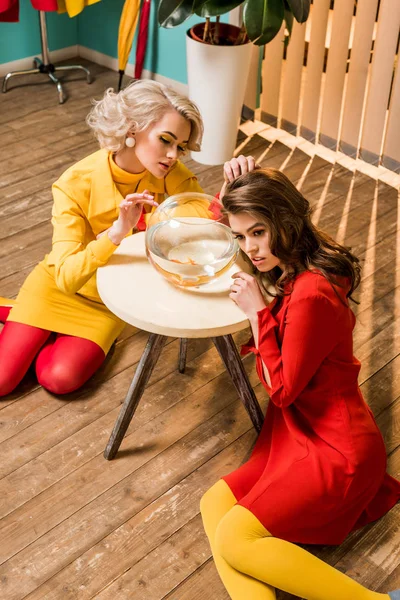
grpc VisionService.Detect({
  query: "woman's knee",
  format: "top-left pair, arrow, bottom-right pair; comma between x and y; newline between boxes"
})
200,480 -> 238,541
0,322 -> 51,396
215,508 -> 243,566
0,352 -> 32,396
215,505 -> 267,569
35,336 -> 105,395
0,373 -> 19,397
36,362 -> 80,395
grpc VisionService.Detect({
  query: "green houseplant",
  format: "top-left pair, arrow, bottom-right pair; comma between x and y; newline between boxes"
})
158,0 -> 310,46
157,0 -> 311,165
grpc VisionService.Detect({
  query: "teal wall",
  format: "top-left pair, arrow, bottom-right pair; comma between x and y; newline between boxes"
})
0,0 -> 226,84
77,0 -> 211,84
76,0 -> 125,61
0,0 -> 78,64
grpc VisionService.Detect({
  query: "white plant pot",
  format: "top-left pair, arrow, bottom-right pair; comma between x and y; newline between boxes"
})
186,29 -> 252,166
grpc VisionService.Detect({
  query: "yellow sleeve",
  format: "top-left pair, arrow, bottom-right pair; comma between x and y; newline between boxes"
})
174,178 -> 213,219
172,177 -> 204,195
48,183 -> 118,295
165,161 -> 204,196
167,172 -> 212,219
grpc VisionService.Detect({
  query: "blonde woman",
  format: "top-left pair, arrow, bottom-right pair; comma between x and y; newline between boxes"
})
0,80 -> 211,396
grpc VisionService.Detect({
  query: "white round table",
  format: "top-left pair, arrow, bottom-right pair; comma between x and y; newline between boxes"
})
97,233 -> 264,460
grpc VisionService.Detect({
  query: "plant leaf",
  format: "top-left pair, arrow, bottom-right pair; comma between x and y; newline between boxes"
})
193,0 -> 244,18
243,0 -> 284,45
284,7 -> 293,36
158,0 -> 195,27
286,0 -> 310,23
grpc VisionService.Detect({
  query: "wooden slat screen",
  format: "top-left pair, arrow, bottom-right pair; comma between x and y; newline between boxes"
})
382,55 -> 400,172
318,0 -> 354,149
260,23 -> 286,126
359,0 -> 400,165
340,0 -> 379,157
254,0 -> 400,172
280,21 -> 307,135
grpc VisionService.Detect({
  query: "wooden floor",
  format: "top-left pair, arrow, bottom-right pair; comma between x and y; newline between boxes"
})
0,59 -> 399,599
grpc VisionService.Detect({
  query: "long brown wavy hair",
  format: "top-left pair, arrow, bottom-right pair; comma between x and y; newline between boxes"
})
222,168 -> 361,302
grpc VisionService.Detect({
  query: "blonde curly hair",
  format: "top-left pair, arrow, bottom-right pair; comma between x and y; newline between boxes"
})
86,80 -> 203,152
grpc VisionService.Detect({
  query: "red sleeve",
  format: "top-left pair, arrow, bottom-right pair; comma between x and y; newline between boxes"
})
256,294 -> 341,408
136,206 -> 146,231
209,192 -> 223,221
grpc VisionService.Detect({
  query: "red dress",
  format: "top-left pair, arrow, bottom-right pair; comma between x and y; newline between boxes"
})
223,270 -> 400,545
0,0 -> 57,22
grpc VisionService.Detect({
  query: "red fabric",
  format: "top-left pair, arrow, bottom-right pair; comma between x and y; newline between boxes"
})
0,305 -> 12,323
0,321 -> 105,396
0,321 -> 51,396
31,0 -> 58,9
223,270 -> 400,545
209,198 -> 223,221
0,0 -> 18,21
210,192 -> 231,225
136,206 -> 146,231
35,333 -> 105,394
0,0 -> 57,22
134,0 -> 151,80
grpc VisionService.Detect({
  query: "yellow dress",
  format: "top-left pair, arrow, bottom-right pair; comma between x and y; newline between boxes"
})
7,150 -> 204,354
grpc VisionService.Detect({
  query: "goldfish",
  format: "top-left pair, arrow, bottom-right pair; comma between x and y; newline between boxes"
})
170,257 -> 198,265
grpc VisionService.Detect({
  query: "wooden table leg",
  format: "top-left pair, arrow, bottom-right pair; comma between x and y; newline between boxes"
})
104,333 -> 167,460
178,338 -> 188,373
212,334 -> 264,433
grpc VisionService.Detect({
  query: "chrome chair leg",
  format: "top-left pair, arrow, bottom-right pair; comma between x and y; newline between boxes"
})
48,71 -> 66,104
55,64 -> 92,84
2,68 -> 41,93
1,11 -> 92,103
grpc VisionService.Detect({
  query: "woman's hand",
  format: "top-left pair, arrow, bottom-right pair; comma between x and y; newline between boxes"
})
229,271 -> 267,321
107,190 -> 158,245
219,155 -> 260,199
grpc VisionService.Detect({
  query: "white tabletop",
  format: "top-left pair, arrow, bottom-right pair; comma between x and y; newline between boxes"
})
97,232 -> 249,338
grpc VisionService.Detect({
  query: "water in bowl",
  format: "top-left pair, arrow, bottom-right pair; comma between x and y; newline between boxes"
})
146,217 -> 238,287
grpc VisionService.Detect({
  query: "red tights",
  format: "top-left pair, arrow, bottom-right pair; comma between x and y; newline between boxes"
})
0,306 -> 105,396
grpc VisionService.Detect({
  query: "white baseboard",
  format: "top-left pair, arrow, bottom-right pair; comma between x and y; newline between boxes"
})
77,45 -> 188,96
0,45 -> 79,77
0,44 -> 187,96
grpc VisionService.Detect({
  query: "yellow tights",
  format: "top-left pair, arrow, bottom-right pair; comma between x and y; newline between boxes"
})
200,480 -> 390,600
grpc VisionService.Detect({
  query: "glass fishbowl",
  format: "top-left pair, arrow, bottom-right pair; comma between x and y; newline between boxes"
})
145,192 -> 239,287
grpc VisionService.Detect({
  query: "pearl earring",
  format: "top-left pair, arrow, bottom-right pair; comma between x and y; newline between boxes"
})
125,137 -> 136,148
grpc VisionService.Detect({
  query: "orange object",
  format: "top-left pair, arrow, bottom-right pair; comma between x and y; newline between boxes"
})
170,258 -> 198,265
